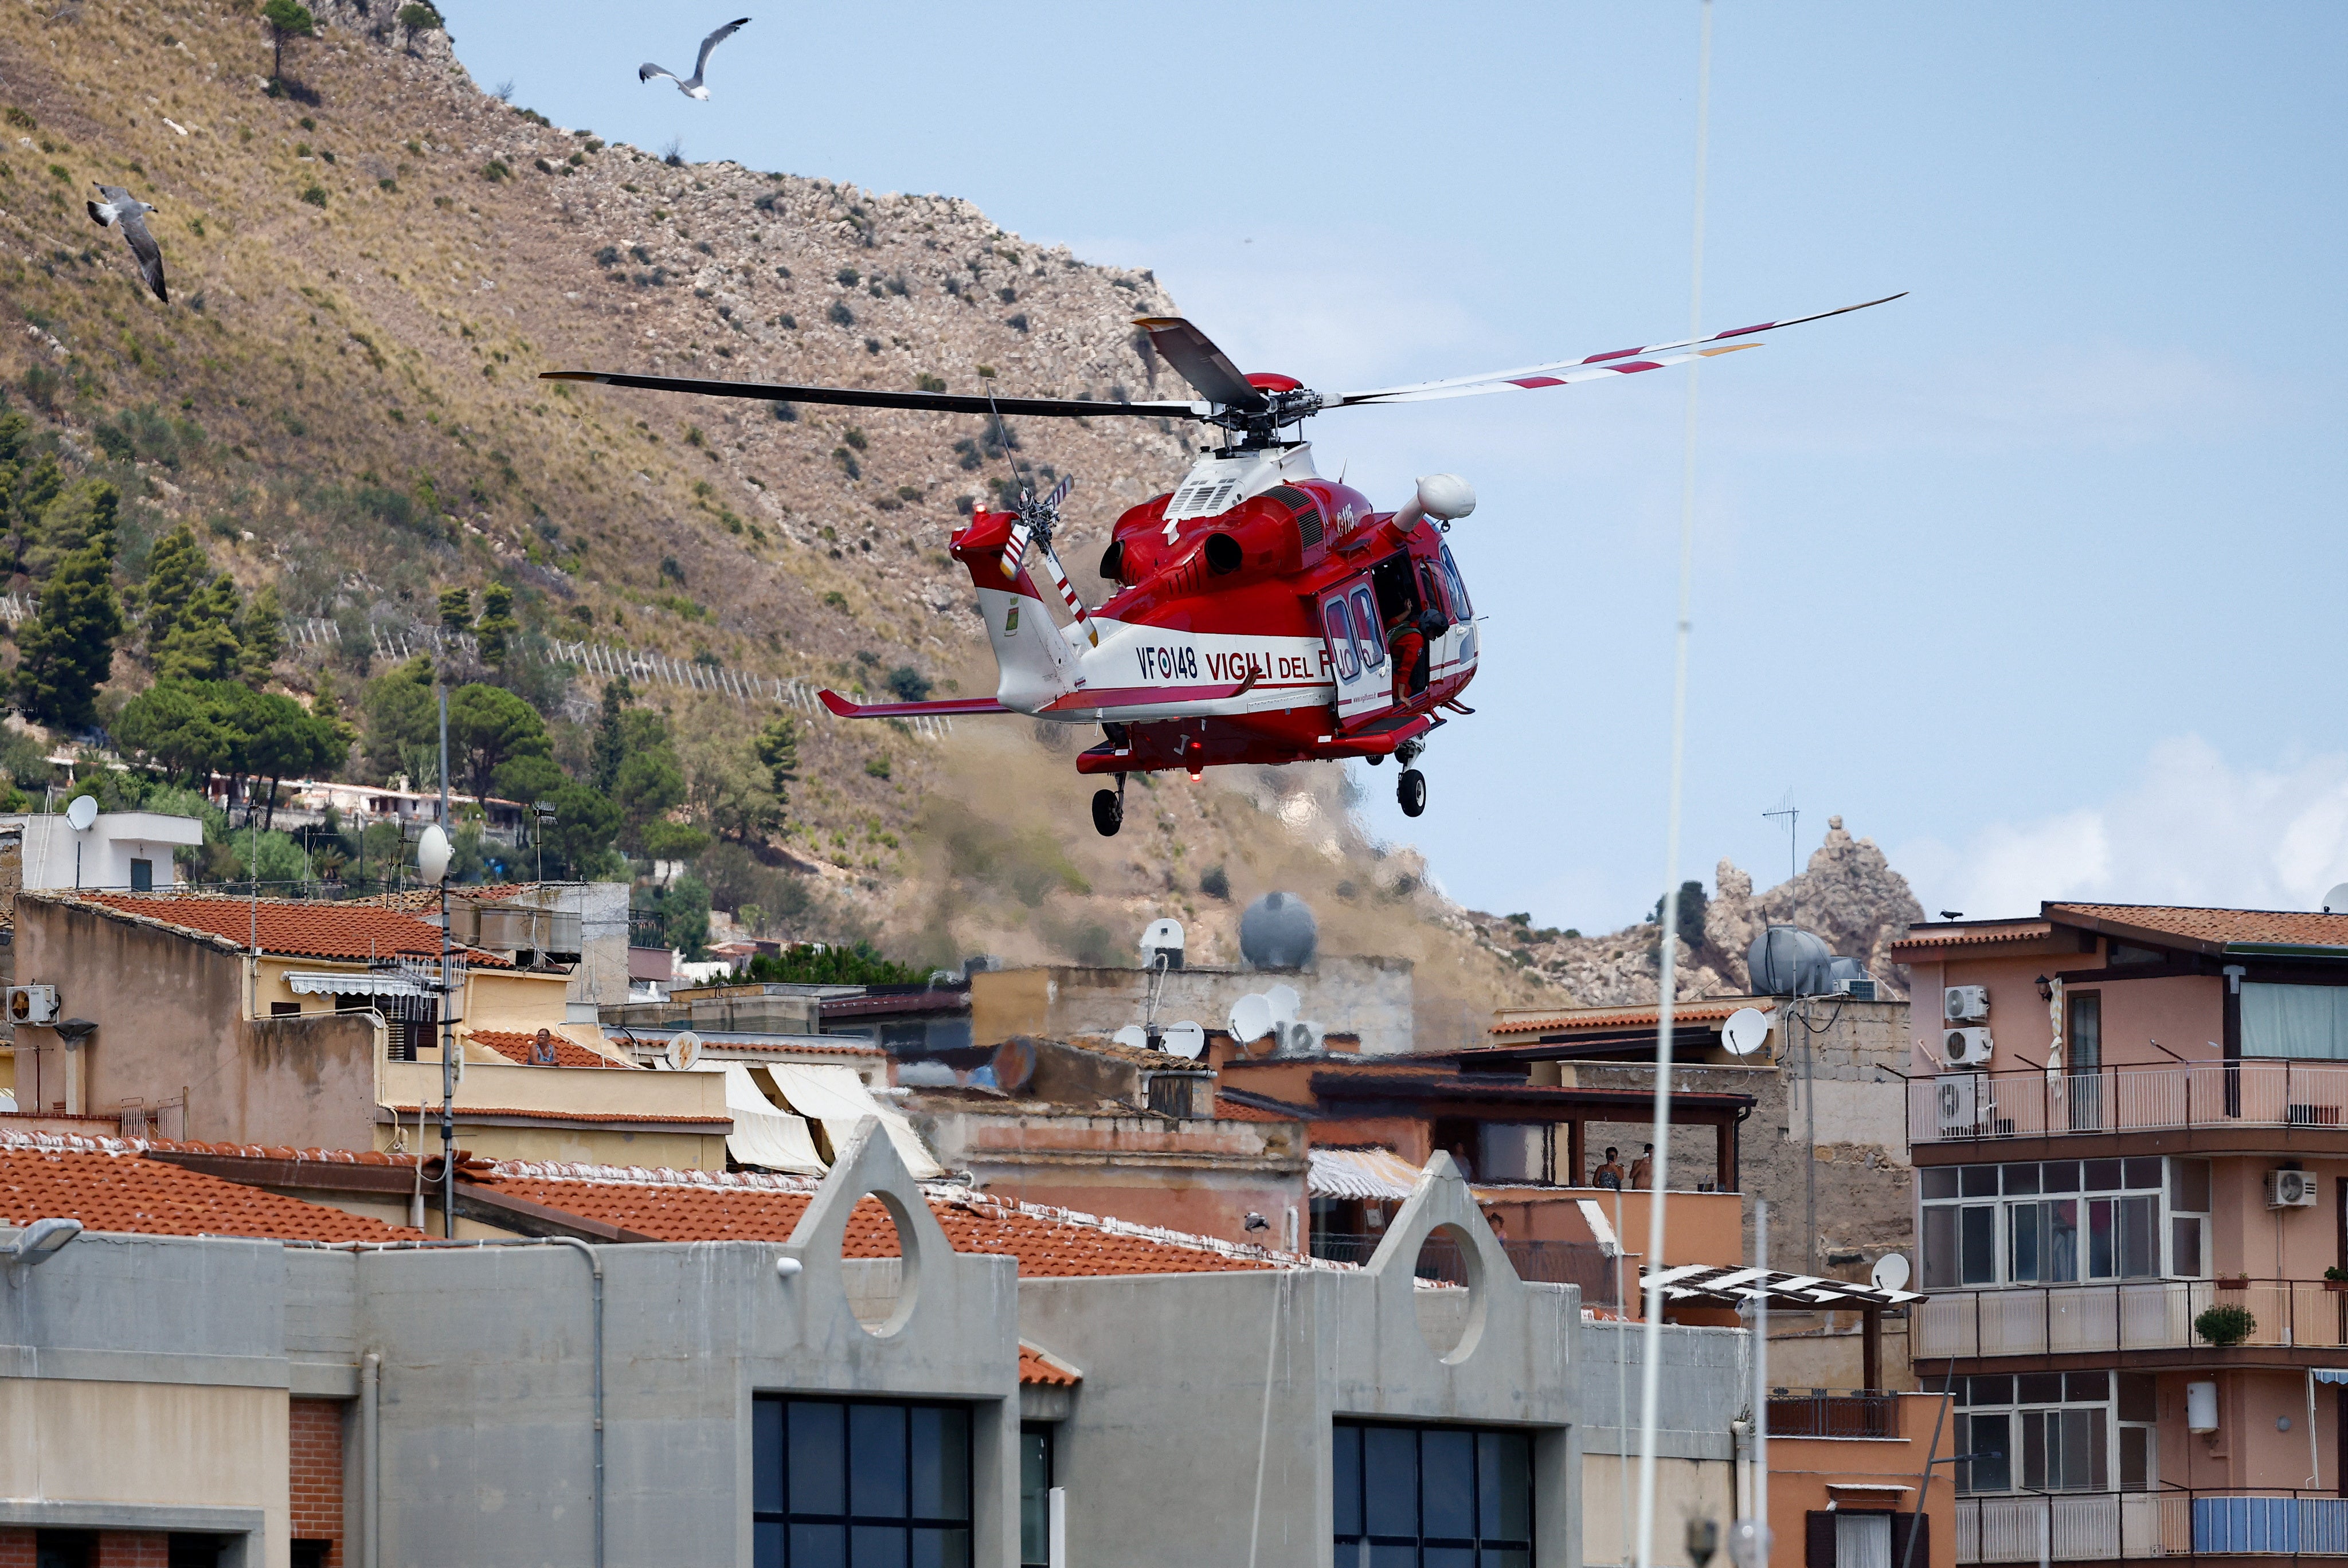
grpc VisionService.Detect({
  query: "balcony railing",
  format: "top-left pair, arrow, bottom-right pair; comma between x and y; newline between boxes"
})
1957,1491 -> 2348,1561
1919,1277 -> 2348,1358
1912,1059 -> 2348,1144
1307,1233 -> 1618,1306
1765,1387 -> 1897,1438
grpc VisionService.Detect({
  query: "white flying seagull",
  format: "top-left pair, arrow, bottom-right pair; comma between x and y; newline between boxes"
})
639,17 -> 749,100
86,183 -> 166,303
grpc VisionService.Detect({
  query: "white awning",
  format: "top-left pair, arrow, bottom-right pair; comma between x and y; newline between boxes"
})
1309,1147 -> 1424,1201
1641,1262 -> 1922,1308
284,971 -> 430,998
722,1064 -> 827,1175
764,1062 -> 944,1179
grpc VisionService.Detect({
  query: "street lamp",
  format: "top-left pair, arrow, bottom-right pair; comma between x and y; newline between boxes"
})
6,1216 -> 83,1282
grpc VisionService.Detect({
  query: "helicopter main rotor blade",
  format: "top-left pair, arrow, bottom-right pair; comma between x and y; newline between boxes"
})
1131,317 -> 1267,412
541,370 -> 1203,422
1332,292 -> 1906,407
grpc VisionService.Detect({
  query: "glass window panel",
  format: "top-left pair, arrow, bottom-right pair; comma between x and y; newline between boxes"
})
1478,1431 -> 1531,1541
1969,1377 -> 2013,1406
2118,1374 -> 2158,1424
2120,1426 -> 2150,1492
2022,1411 -> 2048,1491
1424,1550 -> 1476,1568
851,1524 -> 908,1568
1960,1165 -> 1999,1197
757,1522 -> 785,1568
2125,1157 -> 2163,1189
1369,1547 -> 1416,1568
2172,1158 -> 2212,1212
1442,545 -> 1473,618
2088,1199 -> 2116,1278
1363,1428 -> 1418,1538
789,1524 -> 847,1568
1960,1206 -> 1997,1285
1837,1512 -> 1893,1568
851,1405 -> 909,1520
2065,1372 -> 2110,1403
910,1529 -> 969,1568
2120,1195 -> 2158,1278
910,1407 -> 969,1522
2173,1217 -> 2204,1278
1965,1414 -> 2010,1493
755,1398 -> 785,1515
2242,983 -> 2348,1059
1421,1429 -> 1475,1540
2084,1159 -> 2123,1193
2042,1161 -> 2081,1194
1334,1424 -> 1362,1537
1923,1208 -> 1957,1290
791,1403 -> 847,1517
2009,1202 -> 2042,1282
2046,1201 -> 2079,1282
2064,1408 -> 2107,1492
1020,1432 -> 1048,1566
1351,589 -> 1386,669
2068,993 -> 2102,1070
2018,1374 -> 2065,1404
1482,1553 -> 1531,1568
1324,602 -> 1358,680
1922,1169 -> 1959,1201
2003,1164 -> 2041,1195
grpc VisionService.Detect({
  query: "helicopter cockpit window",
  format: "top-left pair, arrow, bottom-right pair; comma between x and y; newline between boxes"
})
1441,544 -> 1473,620
1349,587 -> 1386,670
1324,599 -> 1359,680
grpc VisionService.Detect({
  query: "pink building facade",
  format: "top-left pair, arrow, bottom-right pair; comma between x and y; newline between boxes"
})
1899,903 -> 2348,1566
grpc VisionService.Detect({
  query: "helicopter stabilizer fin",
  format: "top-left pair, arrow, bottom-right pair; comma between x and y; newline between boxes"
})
816,692 -> 1011,720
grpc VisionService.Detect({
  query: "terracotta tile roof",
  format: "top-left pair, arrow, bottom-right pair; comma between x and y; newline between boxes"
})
2045,903 -> 2348,953
0,1143 -> 417,1241
468,1030 -> 637,1069
1018,1342 -> 1081,1387
1214,1095 -> 1299,1123
1485,998 -> 1768,1037
48,892 -> 512,967
1887,921 -> 2054,955
479,1162 -> 1334,1277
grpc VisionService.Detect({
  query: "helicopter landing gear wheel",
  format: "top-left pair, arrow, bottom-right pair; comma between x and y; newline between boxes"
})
1398,768 -> 1427,818
1092,786 -> 1124,838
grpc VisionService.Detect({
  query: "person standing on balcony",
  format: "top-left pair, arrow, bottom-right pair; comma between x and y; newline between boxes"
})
1629,1143 -> 1654,1190
1593,1147 -> 1625,1190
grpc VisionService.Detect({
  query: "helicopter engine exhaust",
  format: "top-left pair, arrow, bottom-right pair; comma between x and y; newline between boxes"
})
1394,473 -> 1477,532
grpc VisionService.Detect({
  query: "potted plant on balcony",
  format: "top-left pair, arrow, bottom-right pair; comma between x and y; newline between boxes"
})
2326,1267 -> 2348,1293
2196,1303 -> 2257,1347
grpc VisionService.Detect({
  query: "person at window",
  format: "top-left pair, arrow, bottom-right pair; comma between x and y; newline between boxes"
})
1629,1143 -> 1654,1190
1384,604 -> 1426,704
529,1026 -> 559,1066
1593,1147 -> 1625,1190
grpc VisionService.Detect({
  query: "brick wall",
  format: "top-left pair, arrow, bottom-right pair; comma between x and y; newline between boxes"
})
0,1530 -> 32,1568
289,1397 -> 347,1567
96,1535 -> 169,1567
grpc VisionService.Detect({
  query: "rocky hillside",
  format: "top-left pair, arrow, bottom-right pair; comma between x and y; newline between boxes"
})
1460,816 -> 1927,1006
0,0 -> 1590,1044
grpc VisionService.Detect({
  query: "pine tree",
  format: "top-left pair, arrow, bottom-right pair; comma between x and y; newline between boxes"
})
8,454 -> 61,576
240,581 -> 286,679
755,716 -> 800,815
590,675 -> 632,793
475,582 -> 516,663
156,572 -> 245,683
437,586 -> 472,635
26,479 -> 119,583
16,522 -> 122,730
140,523 -> 210,660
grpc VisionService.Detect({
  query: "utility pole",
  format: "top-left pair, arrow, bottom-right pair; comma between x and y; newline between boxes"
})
437,686 -> 456,1239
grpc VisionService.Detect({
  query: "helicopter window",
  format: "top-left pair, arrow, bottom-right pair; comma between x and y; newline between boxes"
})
1324,599 -> 1359,680
1349,587 -> 1386,670
1441,544 -> 1473,619
1370,552 -> 1419,624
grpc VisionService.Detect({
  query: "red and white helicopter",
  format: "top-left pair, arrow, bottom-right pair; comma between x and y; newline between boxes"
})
546,295 -> 1896,836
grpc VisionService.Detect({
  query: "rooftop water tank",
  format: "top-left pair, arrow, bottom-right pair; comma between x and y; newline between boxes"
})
1747,925 -> 1832,997
1240,892 -> 1318,970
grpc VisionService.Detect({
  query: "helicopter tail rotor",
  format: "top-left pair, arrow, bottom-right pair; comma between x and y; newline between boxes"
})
998,475 -> 1098,646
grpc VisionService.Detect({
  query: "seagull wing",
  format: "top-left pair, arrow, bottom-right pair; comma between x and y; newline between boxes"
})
691,17 -> 749,83
117,208 -> 167,303
638,62 -> 679,84
87,182 -> 127,226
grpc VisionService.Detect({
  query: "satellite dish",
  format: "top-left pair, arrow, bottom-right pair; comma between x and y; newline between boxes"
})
1721,1007 -> 1772,1059
664,1030 -> 702,1072
1163,1021 -> 1207,1060
1140,916 -> 1187,969
1870,1253 -> 1911,1293
1265,984 -> 1301,1026
64,794 -> 97,832
1112,1024 -> 1149,1050
1228,993 -> 1274,1045
2326,883 -> 2348,915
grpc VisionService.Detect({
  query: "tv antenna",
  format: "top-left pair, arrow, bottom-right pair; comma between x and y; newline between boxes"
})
1762,789 -> 1799,886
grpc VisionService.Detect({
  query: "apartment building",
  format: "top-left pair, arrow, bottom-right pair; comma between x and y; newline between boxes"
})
1899,902 -> 2348,1564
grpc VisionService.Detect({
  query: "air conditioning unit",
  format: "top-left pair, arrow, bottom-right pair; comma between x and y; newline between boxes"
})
1934,1075 -> 1987,1137
1834,977 -> 1880,1001
2268,1170 -> 2319,1209
1944,985 -> 1990,1023
6,985 -> 58,1026
1943,1028 -> 1994,1068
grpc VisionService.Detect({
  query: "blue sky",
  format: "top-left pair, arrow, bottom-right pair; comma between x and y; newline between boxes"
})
447,2 -> 2348,930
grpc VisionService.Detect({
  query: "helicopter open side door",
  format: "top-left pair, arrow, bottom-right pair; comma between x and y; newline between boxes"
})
1317,576 -> 1394,730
